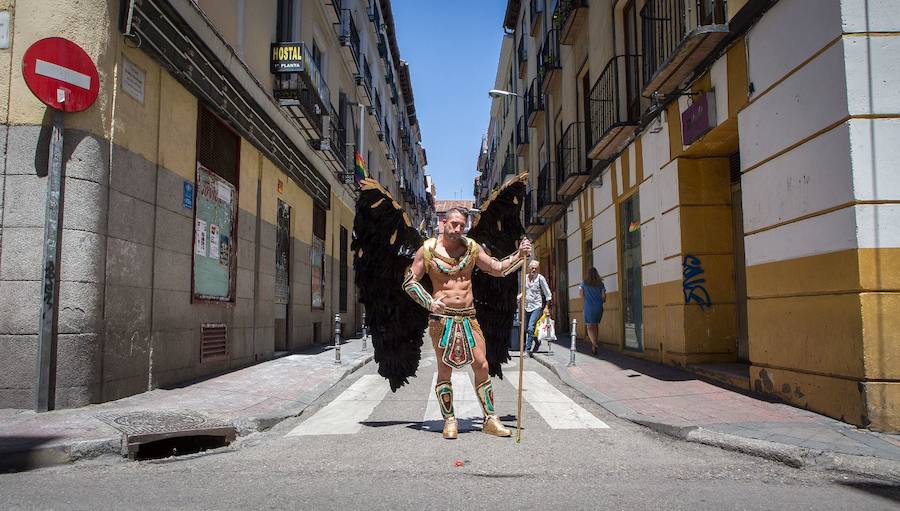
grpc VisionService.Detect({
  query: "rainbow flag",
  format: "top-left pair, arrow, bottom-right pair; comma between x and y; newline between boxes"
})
354,151 -> 368,184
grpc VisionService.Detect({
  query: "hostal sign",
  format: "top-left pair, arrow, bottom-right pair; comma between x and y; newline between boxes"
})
271,42 -> 304,74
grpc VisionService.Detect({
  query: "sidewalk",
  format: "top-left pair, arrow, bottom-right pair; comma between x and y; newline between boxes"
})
0,337 -> 373,471
531,339 -> 900,480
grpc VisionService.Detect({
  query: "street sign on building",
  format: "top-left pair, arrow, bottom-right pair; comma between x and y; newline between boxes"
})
22,37 -> 99,112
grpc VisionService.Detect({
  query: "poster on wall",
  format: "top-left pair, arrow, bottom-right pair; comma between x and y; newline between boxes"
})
194,219 -> 208,256
193,163 -> 237,301
311,236 -> 325,309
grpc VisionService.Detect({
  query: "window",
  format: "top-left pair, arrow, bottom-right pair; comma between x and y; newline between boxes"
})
311,204 -> 327,309
193,105 -> 240,302
623,0 -> 641,119
582,237 -> 593,278
276,0 -> 295,41
339,226 -> 348,312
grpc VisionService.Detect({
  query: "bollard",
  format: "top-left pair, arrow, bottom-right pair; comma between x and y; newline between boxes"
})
567,318 -> 577,367
334,313 -> 342,365
361,311 -> 368,352
546,315 -> 553,355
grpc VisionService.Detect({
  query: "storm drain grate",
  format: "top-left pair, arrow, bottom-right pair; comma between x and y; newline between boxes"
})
96,409 -> 235,460
201,323 -> 228,362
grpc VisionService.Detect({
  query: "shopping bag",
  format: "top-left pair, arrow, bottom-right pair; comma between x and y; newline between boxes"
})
538,317 -> 557,342
533,311 -> 547,337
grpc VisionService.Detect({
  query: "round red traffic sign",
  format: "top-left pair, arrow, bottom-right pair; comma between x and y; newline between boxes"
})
22,37 -> 100,113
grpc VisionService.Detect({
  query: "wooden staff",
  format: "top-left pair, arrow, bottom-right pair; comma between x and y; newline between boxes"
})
516,237 -> 530,444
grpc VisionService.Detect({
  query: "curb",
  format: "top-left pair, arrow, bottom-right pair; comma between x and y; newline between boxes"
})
0,352 -> 375,472
531,352 -> 900,480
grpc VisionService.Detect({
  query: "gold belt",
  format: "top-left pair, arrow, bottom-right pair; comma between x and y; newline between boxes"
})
430,306 -> 476,320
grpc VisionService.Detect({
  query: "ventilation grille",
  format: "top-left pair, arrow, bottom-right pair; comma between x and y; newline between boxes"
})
201,323 -> 228,362
729,152 -> 742,183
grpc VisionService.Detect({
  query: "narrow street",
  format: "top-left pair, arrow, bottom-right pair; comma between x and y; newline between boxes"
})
1,347 -> 896,510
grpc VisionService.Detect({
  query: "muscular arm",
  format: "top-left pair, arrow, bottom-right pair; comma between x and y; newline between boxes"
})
475,243 -> 524,278
403,247 -> 435,312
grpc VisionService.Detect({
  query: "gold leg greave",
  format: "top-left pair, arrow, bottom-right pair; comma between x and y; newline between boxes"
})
476,380 -> 511,437
435,381 -> 457,439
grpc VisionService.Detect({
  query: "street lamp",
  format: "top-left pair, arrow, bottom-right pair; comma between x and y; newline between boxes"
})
488,89 -> 519,98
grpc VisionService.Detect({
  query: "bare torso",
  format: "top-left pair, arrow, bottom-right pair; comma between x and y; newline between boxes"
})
426,236 -> 474,309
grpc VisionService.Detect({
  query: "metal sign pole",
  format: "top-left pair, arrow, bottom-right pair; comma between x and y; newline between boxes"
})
35,108 -> 64,412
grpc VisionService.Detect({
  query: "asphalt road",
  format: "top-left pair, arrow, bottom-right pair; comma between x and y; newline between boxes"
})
1,350 -> 897,510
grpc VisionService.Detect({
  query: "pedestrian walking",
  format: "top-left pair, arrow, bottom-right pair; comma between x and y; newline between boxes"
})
579,267 -> 606,355
521,260 -> 552,357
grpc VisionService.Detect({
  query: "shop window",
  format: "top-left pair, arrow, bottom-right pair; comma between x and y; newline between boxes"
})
339,226 -> 348,312
192,105 -> 240,302
311,204 -> 327,309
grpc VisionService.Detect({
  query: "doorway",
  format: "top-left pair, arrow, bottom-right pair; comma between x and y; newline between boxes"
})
620,193 -> 643,351
274,199 -> 291,351
730,154 -> 749,361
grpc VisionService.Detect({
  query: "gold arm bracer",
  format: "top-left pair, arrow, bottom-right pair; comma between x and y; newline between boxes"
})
403,267 -> 434,311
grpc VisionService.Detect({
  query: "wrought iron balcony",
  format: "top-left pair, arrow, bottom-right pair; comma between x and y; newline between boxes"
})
501,152 -> 517,181
273,42 -> 331,138
539,29 -> 562,92
524,189 -> 546,235
536,161 -> 563,219
530,0 -> 544,36
641,0 -> 728,97
517,36 -> 528,79
588,55 -> 642,161
516,116 -> 530,157
399,123 -> 411,148
555,0 -> 589,45
338,9 -> 361,64
526,76 -> 544,128
556,121 -> 591,198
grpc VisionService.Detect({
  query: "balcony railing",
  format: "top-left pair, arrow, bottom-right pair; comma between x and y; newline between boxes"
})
526,76 -> 545,128
517,36 -> 528,79
539,29 -> 562,91
536,161 -> 562,218
516,116 -> 529,156
556,121 -> 591,198
641,0 -> 728,96
588,55 -> 642,161
501,152 -> 516,180
530,0 -> 544,36
339,9 -> 361,64
555,0 -> 589,45
273,42 -> 331,137
524,189 -> 545,235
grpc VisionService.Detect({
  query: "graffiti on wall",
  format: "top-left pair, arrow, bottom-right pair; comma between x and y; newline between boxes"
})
682,255 -> 712,309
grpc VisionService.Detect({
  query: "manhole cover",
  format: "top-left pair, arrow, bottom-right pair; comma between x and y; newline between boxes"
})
96,410 -> 235,459
96,410 -> 223,435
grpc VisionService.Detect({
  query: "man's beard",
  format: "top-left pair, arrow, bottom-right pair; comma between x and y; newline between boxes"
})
444,230 -> 462,240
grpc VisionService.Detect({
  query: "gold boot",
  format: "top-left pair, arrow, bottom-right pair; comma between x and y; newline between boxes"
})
476,380 -> 511,437
482,414 -> 511,437
435,380 -> 457,439
442,416 -> 459,439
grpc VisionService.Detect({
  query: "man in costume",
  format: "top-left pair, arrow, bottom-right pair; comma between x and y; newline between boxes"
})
352,174 -> 529,440
403,207 -> 531,439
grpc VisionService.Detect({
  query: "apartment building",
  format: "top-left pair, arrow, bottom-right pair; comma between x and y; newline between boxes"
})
0,0 -> 430,409
479,0 -> 899,431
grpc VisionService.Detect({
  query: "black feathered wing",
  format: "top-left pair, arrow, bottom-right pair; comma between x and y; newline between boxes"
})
467,173 -> 528,379
352,179 -> 428,391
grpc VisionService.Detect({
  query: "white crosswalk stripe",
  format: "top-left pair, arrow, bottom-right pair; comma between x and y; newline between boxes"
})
286,374 -> 390,436
509,371 -> 610,429
286,367 -> 609,437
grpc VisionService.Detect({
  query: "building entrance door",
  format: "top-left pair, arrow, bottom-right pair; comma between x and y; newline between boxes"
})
731,167 -> 750,361
620,193 -> 643,350
275,199 -> 291,351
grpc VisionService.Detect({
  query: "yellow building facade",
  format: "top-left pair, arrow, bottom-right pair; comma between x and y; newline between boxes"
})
481,0 -> 899,431
0,0 -> 429,408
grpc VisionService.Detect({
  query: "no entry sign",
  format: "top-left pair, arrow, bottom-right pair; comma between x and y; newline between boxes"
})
22,37 -> 99,112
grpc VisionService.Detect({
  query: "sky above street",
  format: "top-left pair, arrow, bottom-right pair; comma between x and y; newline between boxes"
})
392,0 -> 507,201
